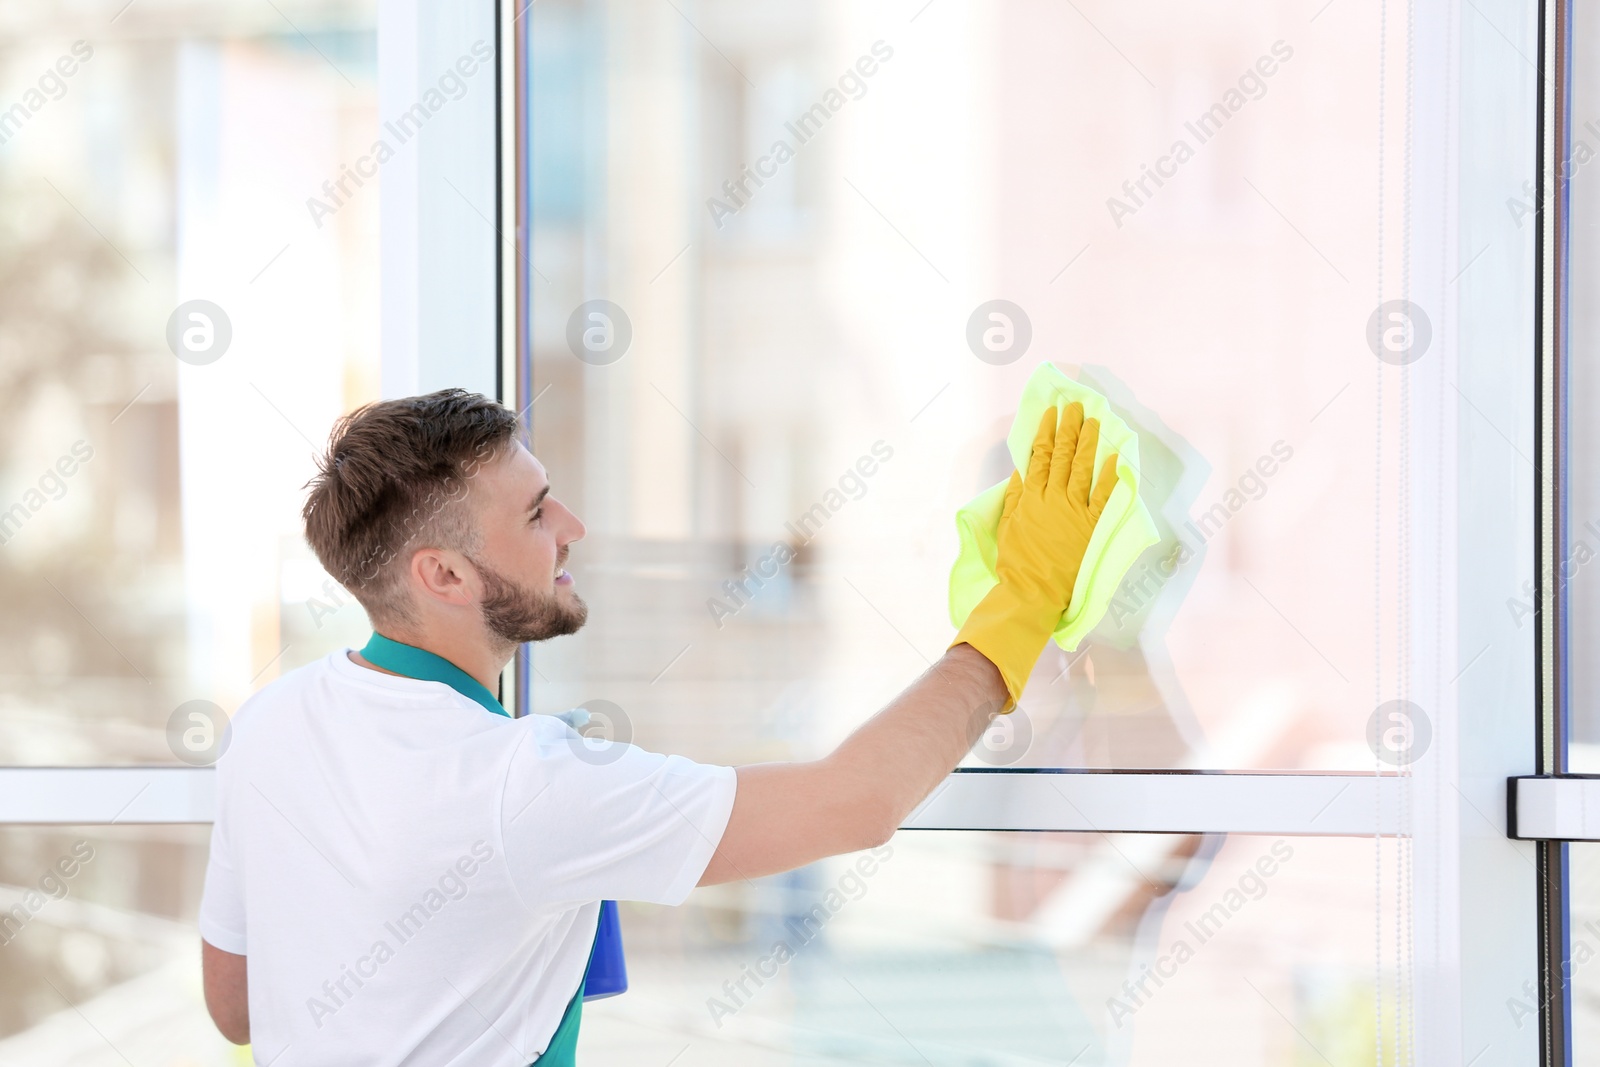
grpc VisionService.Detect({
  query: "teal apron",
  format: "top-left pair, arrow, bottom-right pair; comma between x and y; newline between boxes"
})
359,633 -> 589,1066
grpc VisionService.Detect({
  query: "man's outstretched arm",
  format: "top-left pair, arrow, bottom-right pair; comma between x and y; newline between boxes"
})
699,642 -> 1003,885
701,403 -> 1118,886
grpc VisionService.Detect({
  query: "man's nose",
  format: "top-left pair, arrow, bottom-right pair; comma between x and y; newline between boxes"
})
556,499 -> 586,544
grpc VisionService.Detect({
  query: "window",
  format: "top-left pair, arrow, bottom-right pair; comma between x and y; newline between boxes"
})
0,0 -> 381,1051
523,0 -> 1541,1062
0,1 -> 382,768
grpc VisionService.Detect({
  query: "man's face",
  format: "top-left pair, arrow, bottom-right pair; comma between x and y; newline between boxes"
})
464,442 -> 588,643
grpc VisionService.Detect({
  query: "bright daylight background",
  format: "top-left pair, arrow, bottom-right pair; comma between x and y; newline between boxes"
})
0,0 -> 1587,1063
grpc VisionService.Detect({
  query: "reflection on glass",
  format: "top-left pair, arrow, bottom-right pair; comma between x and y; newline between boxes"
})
0,826 -> 1398,1064
0,0 -> 379,766
0,825 -> 220,1061
526,7 -> 1438,767
582,834 -> 1391,1064
527,1 -> 1430,1061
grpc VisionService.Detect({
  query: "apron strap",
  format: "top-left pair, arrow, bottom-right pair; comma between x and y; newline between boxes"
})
530,951 -> 592,1066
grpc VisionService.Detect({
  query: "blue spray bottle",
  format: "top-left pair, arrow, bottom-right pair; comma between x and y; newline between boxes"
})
582,900 -> 628,999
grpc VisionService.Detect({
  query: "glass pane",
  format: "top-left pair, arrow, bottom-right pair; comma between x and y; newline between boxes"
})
581,833 -> 1389,1065
524,0 -> 1479,773
0,825 -> 223,1062
0,827 -> 1401,1065
0,1 -> 379,765
526,1 -> 1533,1057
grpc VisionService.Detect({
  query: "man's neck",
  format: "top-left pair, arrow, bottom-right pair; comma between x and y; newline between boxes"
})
349,627 -> 512,693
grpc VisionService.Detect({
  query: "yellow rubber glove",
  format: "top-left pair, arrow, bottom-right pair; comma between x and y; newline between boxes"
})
951,403 -> 1119,710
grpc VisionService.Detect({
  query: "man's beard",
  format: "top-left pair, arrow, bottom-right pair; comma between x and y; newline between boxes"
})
471,555 -> 588,644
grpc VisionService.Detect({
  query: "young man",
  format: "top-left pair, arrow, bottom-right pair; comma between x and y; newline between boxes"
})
199,388 -> 1115,1064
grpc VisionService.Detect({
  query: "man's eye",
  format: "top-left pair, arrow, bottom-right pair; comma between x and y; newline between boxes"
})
530,508 -> 543,524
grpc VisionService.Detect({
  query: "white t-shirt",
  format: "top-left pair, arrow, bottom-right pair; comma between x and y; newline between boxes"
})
199,648 -> 737,1066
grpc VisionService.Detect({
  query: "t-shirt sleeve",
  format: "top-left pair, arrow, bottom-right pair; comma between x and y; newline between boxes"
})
498,719 -> 737,909
198,792 -> 247,955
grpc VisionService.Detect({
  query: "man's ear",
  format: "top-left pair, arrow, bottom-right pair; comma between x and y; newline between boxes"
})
408,547 -> 476,608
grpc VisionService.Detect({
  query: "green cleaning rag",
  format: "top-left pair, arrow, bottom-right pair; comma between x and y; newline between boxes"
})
949,362 -> 1160,652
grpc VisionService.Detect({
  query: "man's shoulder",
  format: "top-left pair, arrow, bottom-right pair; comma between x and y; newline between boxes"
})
231,652 -> 339,725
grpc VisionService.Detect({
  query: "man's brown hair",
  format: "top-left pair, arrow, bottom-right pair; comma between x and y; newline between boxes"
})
302,389 -> 521,626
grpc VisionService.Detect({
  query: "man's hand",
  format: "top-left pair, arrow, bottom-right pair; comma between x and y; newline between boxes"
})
951,403 -> 1118,707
